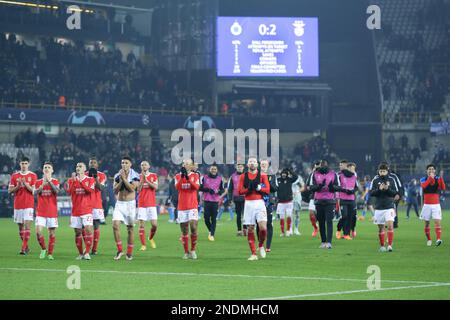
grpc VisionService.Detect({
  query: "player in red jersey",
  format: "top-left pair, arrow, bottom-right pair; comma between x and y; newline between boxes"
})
35,162 -> 60,260
8,156 -> 37,255
420,164 -> 446,246
238,157 -> 270,261
86,157 -> 107,255
137,161 -> 159,251
112,156 -> 140,261
66,162 -> 95,260
175,158 -> 200,259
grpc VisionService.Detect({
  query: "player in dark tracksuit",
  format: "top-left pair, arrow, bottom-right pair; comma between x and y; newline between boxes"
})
228,164 -> 246,236
377,162 -> 404,228
276,168 -> 298,236
258,159 -> 278,252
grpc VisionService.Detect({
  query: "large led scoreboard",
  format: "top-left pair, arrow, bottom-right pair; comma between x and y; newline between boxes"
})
216,17 -> 319,77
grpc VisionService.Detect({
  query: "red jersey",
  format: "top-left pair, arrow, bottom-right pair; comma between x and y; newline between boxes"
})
9,171 -> 37,209
85,170 -> 106,209
138,172 -> 158,208
421,176 -> 446,205
175,172 -> 200,210
66,176 -> 95,216
238,170 -> 270,201
35,178 -> 59,218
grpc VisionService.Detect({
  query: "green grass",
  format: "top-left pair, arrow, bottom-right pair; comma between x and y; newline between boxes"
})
0,209 -> 449,300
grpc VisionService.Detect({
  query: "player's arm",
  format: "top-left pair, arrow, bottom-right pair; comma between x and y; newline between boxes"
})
258,175 -> 270,194
188,173 -> 200,190
227,177 -> 234,198
122,177 -> 137,192
369,178 -> 381,196
48,179 -> 60,194
238,174 -> 249,195
94,175 -> 105,191
8,176 -> 20,194
270,175 -> 278,193
385,178 -> 399,197
219,179 -> 227,198
420,176 -> 434,188
22,175 -> 36,194
148,175 -> 158,190
113,178 -> 123,193
199,175 -> 210,192
65,178 -> 75,194
80,179 -> 95,193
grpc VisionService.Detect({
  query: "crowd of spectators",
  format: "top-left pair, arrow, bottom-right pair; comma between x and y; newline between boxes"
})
221,95 -> 320,117
378,0 -> 450,123
0,33 -> 207,114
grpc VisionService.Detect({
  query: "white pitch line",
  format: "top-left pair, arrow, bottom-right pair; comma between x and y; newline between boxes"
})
252,282 -> 450,300
0,267 -> 448,286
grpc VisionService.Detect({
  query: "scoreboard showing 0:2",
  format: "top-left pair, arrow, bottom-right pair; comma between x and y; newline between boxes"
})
216,17 -> 319,77
258,23 -> 277,36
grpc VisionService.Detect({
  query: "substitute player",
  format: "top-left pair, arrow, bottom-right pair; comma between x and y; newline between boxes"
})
238,157 -> 270,261
175,158 -> 200,259
228,163 -> 247,236
87,157 -> 107,255
137,161 -> 158,251
291,174 -> 305,236
66,162 -> 95,260
259,159 -> 278,252
304,161 -> 320,237
369,163 -> 398,252
8,156 -> 37,255
420,164 -> 445,246
35,162 -> 60,260
112,156 -> 140,261
276,168 -> 298,237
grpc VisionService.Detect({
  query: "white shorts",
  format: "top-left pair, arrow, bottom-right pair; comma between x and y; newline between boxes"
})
243,200 -> 267,226
373,209 -> 396,225
113,200 -> 137,226
35,216 -> 58,228
178,209 -> 199,224
70,214 -> 93,229
137,207 -> 158,221
92,208 -> 105,221
277,202 -> 294,218
308,199 -> 316,212
420,204 -> 442,221
13,208 -> 34,224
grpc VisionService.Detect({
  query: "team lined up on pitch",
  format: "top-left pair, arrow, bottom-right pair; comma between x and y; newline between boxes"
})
8,156 -> 445,261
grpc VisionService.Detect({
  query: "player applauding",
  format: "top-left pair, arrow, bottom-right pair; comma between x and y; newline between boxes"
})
175,158 -> 200,259
369,163 -> 398,252
137,161 -> 159,251
35,162 -> 60,260
238,157 -> 270,261
66,163 -> 95,260
420,164 -> 445,246
8,156 -> 37,255
112,156 -> 140,261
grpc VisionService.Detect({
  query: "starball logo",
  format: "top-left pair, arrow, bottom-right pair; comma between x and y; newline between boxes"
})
171,122 -> 280,172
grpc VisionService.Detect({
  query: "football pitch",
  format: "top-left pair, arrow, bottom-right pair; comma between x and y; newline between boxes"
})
0,210 -> 449,300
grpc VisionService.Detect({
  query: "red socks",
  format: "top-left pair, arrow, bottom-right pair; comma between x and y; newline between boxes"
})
21,229 -> 30,251
48,235 -> 55,255
190,233 -> 198,251
116,240 -> 123,253
280,219 -> 285,233
435,226 -> 442,240
258,229 -> 267,248
387,230 -> 394,246
247,231 -> 256,255
93,229 -> 100,252
310,213 -> 318,229
149,226 -> 157,240
139,227 -> 146,245
182,235 -> 189,254
84,234 -> 93,254
425,226 -> 431,241
287,217 -> 292,232
75,235 -> 83,254
127,243 -> 134,256
19,229 -> 24,241
37,234 -> 46,250
378,231 -> 385,246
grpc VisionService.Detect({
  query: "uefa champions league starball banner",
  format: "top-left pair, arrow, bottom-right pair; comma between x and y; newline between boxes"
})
0,107 -> 232,130
216,17 -> 319,77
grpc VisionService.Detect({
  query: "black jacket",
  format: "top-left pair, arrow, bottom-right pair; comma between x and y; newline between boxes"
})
277,173 -> 298,202
369,175 -> 398,210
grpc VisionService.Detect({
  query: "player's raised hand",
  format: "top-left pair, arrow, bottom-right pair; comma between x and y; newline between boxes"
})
71,172 -> 77,180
